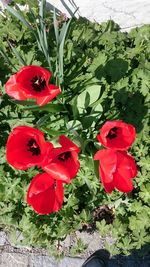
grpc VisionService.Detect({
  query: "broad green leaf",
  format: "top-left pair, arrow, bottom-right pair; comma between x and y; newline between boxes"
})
81,114 -> 96,129
104,58 -> 128,81
91,103 -> 103,119
77,85 -> 101,113
67,120 -> 82,130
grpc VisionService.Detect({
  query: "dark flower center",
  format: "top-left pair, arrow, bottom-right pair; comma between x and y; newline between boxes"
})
107,127 -> 118,140
58,151 -> 71,162
27,138 -> 41,156
31,75 -> 46,92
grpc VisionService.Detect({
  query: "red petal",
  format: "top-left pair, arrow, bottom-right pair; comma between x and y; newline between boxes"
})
5,74 -> 27,100
94,148 -> 137,193
113,151 -> 137,192
27,173 -> 54,197
6,126 -> 51,170
27,189 -> 56,214
17,65 -> 51,84
116,151 -> 137,180
59,135 -> 80,153
27,173 -> 64,214
5,65 -> 60,106
53,181 -> 64,211
58,151 -> 80,180
99,167 -> 115,193
94,150 -> 104,160
43,162 -> 71,183
97,120 -> 136,150
113,172 -> 134,192
42,136 -> 80,182
40,141 -> 54,167
94,149 -> 117,183
36,86 -> 60,106
121,123 -> 136,146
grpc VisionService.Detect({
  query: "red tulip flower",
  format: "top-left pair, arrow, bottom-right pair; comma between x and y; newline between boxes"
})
94,149 -> 137,193
6,126 -> 53,170
43,135 -> 80,183
97,120 -> 136,150
5,65 -> 60,106
27,172 -> 64,214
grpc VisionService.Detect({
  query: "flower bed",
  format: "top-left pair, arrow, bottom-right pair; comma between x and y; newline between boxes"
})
0,0 -> 150,257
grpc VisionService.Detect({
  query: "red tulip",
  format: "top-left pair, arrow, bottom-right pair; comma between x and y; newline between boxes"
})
6,126 -> 53,170
97,120 -> 136,150
94,149 -> 137,193
5,65 -> 60,106
43,135 -> 80,183
27,172 -> 64,214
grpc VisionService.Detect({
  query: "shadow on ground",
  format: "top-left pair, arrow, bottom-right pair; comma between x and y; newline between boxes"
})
86,245 -> 150,267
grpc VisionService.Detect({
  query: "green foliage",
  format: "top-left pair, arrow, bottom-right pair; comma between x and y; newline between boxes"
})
69,238 -> 88,256
0,1 -> 150,258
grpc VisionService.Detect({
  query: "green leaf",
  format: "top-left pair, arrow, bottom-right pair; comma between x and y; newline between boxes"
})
77,85 -> 101,113
67,120 -> 82,131
35,3 -> 52,71
80,114 -> 96,129
72,95 -> 79,119
94,160 -> 99,179
9,99 -> 36,106
39,0 -> 45,20
58,7 -> 78,82
6,5 -> 33,30
41,127 -> 63,136
104,58 -> 128,81
36,114 -> 51,127
53,9 -> 59,45
8,42 -> 27,66
23,103 -> 64,112
0,47 -> 17,70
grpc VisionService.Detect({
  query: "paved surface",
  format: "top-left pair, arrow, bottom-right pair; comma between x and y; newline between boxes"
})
0,231 -> 150,267
1,252 -> 150,267
0,253 -> 84,267
47,0 -> 150,31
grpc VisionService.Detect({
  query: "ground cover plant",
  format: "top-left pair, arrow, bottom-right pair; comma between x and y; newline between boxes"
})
0,0 -> 150,258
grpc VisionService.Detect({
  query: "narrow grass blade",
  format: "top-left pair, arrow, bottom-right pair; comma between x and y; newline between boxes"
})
53,8 -> 59,45
23,103 -> 64,112
37,1 -> 52,71
0,47 -> 17,70
9,99 -> 36,106
39,0 -> 45,20
59,20 -> 72,80
41,127 -> 65,136
8,41 -> 27,66
60,0 -> 74,17
58,8 -> 79,81
6,5 -> 33,30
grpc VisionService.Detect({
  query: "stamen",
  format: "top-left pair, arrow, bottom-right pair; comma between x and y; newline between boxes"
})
107,127 -> 118,140
53,180 -> 57,189
31,75 -> 46,92
27,138 -> 41,156
58,151 -> 71,162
